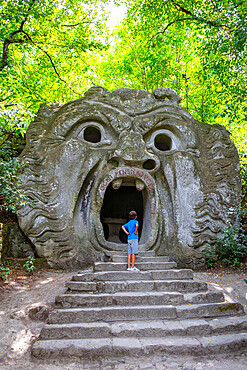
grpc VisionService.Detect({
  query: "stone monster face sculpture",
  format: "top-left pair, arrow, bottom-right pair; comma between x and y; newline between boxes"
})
18,86 -> 241,268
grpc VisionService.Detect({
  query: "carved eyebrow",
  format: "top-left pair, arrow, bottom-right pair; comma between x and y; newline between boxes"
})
66,117 -> 108,140
51,109 -> 110,138
134,111 -> 186,135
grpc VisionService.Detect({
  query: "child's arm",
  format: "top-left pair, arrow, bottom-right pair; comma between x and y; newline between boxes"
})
134,223 -> 138,235
122,225 -> 129,236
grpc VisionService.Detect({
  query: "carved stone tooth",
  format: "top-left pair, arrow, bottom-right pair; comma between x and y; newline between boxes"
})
112,178 -> 122,189
136,179 -> 145,191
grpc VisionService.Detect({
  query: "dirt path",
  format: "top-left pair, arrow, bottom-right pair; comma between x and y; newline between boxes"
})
0,265 -> 246,369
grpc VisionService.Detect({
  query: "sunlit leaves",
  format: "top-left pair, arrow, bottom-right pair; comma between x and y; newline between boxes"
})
0,0 -> 110,109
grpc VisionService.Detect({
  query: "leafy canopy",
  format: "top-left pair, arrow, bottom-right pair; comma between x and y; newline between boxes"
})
0,0 -> 246,214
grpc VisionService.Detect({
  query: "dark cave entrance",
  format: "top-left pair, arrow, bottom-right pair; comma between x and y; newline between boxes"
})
100,185 -> 144,244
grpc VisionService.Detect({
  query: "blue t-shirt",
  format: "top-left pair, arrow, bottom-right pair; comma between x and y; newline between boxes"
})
123,220 -> 139,240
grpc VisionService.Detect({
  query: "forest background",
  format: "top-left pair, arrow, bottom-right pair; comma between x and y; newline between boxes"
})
0,0 -> 246,221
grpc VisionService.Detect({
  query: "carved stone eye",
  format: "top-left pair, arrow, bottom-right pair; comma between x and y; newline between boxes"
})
154,133 -> 172,151
83,126 -> 101,143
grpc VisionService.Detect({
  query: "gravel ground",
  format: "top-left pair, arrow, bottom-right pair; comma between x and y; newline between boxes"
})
0,266 -> 246,369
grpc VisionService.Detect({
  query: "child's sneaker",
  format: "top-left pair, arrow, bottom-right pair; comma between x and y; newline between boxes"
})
127,267 -> 132,271
131,266 -> 140,272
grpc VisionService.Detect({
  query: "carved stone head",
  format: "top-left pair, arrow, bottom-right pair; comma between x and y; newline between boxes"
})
18,86 -> 241,268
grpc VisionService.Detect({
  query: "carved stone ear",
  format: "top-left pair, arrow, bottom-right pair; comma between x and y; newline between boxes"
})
153,87 -> 182,105
84,86 -> 110,97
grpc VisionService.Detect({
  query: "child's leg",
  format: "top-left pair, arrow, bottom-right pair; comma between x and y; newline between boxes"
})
127,254 -> 131,268
131,254 -> 136,268
127,240 -> 133,268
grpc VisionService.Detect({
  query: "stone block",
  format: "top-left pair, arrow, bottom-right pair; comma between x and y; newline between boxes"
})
48,308 -> 102,324
40,322 -> 111,340
112,337 -> 142,356
32,338 -> 112,358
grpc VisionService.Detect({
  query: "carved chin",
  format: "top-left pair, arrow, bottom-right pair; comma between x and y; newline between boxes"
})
92,167 -> 159,252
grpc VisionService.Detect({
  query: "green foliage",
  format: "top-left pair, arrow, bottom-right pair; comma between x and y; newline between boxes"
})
0,262 -> 12,280
0,104 -> 31,213
23,255 -> 35,274
0,0 -> 110,111
0,0 -> 246,216
240,156 -> 247,210
215,219 -> 247,268
92,0 -> 247,200
204,246 -> 218,269
204,210 -> 247,268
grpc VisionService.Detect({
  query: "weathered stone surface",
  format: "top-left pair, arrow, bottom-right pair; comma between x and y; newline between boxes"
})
48,305 -> 178,324
176,302 -> 244,319
111,255 -> 169,262
55,291 -> 185,307
17,87 -> 241,268
66,281 -> 97,292
32,257 -> 247,359
2,224 -> 35,258
40,322 -> 111,340
93,261 -> 177,272
40,317 -> 247,341
32,333 -> 247,358
55,291 -> 223,308
28,304 -> 50,321
32,338 -> 112,358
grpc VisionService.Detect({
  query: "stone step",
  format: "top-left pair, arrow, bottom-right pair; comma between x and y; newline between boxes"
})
40,315 -> 247,340
32,332 -> 247,358
66,280 -> 208,294
177,302 -> 244,319
47,302 -> 244,324
111,256 -> 170,263
56,291 -> 224,308
105,250 -> 156,258
94,261 -> 177,272
72,269 -> 193,282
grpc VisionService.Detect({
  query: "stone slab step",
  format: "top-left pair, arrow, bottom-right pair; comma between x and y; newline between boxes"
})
111,256 -> 170,263
47,302 -> 243,324
177,302 -> 244,319
40,315 -> 247,340
105,250 -> 156,258
66,280 -> 208,294
48,305 -> 177,324
94,262 -> 177,272
55,291 -> 224,308
32,333 -> 247,358
73,269 -> 193,282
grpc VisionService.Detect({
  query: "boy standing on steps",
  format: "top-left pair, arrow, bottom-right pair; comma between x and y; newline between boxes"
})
121,210 -> 140,272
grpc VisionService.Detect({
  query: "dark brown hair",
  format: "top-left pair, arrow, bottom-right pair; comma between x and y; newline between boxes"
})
129,210 -> 137,220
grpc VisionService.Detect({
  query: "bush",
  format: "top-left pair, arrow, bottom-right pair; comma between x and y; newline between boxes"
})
204,246 -> 218,268
204,210 -> 247,268
23,256 -> 36,274
0,104 -> 31,215
0,262 -> 12,280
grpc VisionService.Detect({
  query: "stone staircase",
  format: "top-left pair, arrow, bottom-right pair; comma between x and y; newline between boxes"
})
32,251 -> 247,359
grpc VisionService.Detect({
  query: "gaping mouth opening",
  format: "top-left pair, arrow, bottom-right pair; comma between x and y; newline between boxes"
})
100,178 -> 150,244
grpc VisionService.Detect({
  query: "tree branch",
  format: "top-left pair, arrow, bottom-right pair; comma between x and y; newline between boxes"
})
21,31 -> 67,83
20,32 -> 82,96
0,95 -> 13,103
170,0 -> 193,16
19,0 -> 36,31
0,0 -> 36,71
61,23 -> 80,27
0,122 -> 21,148
151,18 -> 192,39
170,0 -> 232,29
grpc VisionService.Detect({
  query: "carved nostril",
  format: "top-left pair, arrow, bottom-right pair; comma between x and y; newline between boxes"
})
107,158 -> 119,168
143,159 -> 156,170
